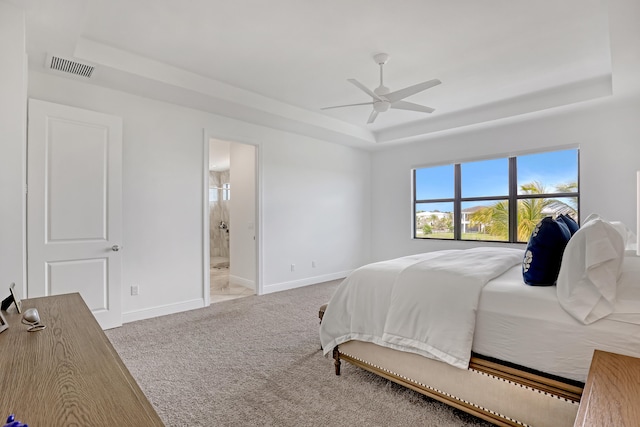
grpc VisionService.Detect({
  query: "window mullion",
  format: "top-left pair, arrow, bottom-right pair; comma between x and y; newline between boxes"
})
508,157 -> 518,243
412,169 -> 417,238
454,164 -> 461,240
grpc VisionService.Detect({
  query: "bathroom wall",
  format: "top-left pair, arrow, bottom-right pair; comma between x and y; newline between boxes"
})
209,170 -> 230,265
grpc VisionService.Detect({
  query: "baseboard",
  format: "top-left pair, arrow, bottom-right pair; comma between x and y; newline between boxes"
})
122,298 -> 205,324
229,274 -> 254,290
262,270 -> 351,294
121,271 -> 349,322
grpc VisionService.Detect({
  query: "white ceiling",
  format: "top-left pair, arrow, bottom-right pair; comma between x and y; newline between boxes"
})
16,0 -> 615,147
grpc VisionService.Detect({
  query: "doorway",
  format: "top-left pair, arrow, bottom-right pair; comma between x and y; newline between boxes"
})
207,138 -> 257,303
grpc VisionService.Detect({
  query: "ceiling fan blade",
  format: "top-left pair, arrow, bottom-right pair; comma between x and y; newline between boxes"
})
367,110 -> 379,124
391,100 -> 435,114
348,79 -> 383,101
321,102 -> 374,110
384,79 -> 441,103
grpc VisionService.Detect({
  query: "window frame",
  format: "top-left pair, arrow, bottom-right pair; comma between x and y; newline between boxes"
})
412,149 -> 580,243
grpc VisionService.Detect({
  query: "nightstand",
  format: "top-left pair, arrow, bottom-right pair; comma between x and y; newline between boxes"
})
574,349 -> 640,426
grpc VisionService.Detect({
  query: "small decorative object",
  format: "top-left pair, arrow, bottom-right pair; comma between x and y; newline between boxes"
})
21,308 -> 45,332
0,311 -> 8,334
1,283 -> 22,314
3,414 -> 28,427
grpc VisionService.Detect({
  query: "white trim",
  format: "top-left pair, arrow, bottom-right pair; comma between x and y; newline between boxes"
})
262,270 -> 351,294
255,144 -> 263,296
202,131 -> 211,307
122,298 -> 205,324
21,52 -> 28,300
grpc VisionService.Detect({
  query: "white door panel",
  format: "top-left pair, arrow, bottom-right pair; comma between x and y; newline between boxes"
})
28,99 -> 123,329
47,259 -> 107,311
47,118 -> 107,241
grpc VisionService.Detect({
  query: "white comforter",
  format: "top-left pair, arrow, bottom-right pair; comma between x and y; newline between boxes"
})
320,247 -> 524,369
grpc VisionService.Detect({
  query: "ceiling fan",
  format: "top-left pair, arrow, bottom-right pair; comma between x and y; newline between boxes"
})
322,53 -> 441,124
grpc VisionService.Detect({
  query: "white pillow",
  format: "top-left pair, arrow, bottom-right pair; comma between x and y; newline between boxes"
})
610,222 -> 637,254
557,217 -> 624,324
583,213 -> 637,252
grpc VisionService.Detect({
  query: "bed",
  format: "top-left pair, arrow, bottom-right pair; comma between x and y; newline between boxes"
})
319,216 -> 640,426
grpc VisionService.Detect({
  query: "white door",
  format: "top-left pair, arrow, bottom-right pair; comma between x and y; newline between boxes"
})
27,99 -> 123,329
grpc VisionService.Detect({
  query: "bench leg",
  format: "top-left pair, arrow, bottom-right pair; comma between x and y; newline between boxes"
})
333,347 -> 341,375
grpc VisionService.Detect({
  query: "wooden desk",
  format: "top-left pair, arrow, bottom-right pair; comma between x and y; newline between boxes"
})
0,293 -> 164,426
574,349 -> 640,427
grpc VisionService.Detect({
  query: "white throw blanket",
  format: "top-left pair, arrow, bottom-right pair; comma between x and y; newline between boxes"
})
320,247 -> 524,369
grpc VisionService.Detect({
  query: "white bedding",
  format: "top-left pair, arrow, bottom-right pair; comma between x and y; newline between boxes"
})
321,248 -> 640,383
475,255 -> 640,382
319,247 -> 524,369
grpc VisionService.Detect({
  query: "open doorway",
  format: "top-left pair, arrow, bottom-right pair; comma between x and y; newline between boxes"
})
208,138 -> 257,303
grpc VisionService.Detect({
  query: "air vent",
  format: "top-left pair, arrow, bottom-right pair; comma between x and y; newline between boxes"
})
47,55 -> 95,78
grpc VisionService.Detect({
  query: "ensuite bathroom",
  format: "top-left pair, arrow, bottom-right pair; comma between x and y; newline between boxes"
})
209,169 -> 231,270
209,168 -> 243,302
209,138 -> 256,303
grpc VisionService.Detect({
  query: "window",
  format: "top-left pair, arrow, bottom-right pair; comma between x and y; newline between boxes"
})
222,183 -> 231,201
413,148 -> 579,242
209,188 -> 218,202
209,183 -> 231,202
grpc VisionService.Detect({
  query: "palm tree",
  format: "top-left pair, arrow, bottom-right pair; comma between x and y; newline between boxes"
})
470,201 -> 509,238
469,181 -> 577,241
516,182 -> 553,241
548,182 -> 578,213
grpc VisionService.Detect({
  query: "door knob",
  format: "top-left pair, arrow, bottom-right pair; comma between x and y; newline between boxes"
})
111,245 -> 121,252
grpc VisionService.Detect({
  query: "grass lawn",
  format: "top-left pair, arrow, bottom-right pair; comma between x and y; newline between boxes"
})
416,231 -> 506,241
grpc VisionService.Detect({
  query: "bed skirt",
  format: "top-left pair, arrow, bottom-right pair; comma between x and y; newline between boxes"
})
334,341 -> 581,427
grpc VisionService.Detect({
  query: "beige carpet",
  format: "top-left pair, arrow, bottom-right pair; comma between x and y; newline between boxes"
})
106,280 -> 492,426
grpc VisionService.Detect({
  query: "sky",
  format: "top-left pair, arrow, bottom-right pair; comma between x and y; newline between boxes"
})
415,148 -> 578,212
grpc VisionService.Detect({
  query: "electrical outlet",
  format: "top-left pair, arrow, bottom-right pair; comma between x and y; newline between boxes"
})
312,260 -> 316,268
131,284 -> 139,296
290,264 -> 295,272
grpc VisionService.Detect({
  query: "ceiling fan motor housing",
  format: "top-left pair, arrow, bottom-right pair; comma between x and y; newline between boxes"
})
374,86 -> 390,96
373,53 -> 390,65
373,101 -> 390,112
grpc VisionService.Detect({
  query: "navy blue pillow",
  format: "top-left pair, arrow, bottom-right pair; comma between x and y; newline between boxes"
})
522,217 -> 571,286
557,214 -> 579,235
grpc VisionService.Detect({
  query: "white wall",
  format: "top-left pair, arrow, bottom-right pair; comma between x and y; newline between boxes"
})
229,142 -> 256,289
370,95 -> 640,262
261,135 -> 371,293
0,2 -> 27,300
28,70 -> 371,321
